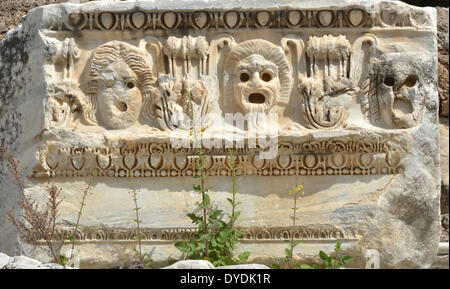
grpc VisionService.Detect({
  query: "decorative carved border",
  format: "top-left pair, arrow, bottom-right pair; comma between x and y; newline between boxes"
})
33,139 -> 405,178
47,225 -> 357,243
57,7 -> 430,32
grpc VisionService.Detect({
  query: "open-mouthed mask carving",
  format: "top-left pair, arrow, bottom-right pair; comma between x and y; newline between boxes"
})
375,53 -> 428,129
84,41 -> 156,129
224,39 -> 292,114
234,54 -> 280,113
96,60 -> 143,129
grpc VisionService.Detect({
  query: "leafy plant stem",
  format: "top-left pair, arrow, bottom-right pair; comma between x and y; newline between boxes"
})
69,173 -> 94,262
188,87 -> 209,259
130,177 -> 143,264
201,162 -> 209,258
228,148 -> 237,229
289,190 -> 297,267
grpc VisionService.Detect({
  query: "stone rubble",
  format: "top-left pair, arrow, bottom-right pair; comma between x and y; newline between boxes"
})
162,260 -> 270,269
0,252 -> 73,269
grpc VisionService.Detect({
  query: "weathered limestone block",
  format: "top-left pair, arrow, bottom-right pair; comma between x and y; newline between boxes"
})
0,0 -> 441,268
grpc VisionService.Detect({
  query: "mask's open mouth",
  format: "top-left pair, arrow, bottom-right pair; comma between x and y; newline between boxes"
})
248,93 -> 266,104
117,102 -> 128,112
393,96 -> 413,115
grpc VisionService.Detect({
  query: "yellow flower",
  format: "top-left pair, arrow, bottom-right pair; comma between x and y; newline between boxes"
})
298,185 -> 303,190
301,191 -> 305,196
289,189 -> 292,195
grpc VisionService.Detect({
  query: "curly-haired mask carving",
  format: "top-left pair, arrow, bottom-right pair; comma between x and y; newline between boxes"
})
96,61 -> 142,129
84,41 -> 155,129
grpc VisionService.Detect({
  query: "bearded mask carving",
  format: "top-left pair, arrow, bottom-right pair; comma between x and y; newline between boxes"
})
224,39 -> 292,115
233,54 -> 281,113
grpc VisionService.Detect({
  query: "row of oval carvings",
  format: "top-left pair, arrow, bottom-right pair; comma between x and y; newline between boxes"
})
41,150 -> 404,178
51,139 -> 403,156
48,226 -> 355,242
61,8 -> 424,31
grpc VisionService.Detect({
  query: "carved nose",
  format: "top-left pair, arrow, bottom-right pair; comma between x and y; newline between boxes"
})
250,72 -> 264,88
105,79 -> 115,88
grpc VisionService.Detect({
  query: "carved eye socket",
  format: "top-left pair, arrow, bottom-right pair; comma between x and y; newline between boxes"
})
404,75 -> 418,87
126,81 -> 136,89
384,76 -> 395,87
240,72 -> 250,82
261,72 -> 273,82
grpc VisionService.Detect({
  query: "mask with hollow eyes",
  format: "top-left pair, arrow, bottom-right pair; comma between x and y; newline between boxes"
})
224,39 -> 292,115
234,54 -> 280,114
375,52 -> 428,129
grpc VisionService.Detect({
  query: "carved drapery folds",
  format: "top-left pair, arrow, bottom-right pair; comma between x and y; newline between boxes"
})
36,3 -> 436,178
157,36 -> 211,130
299,35 -> 353,129
298,34 -> 379,129
163,36 -> 209,78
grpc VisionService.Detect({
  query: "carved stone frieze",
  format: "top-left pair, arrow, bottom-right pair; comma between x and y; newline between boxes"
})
54,6 -> 434,32
38,15 -> 433,135
1,0 -> 440,268
46,225 -> 357,243
32,138 -> 405,178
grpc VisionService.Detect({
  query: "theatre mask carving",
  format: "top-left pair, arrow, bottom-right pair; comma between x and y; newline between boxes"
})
223,39 -> 293,115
